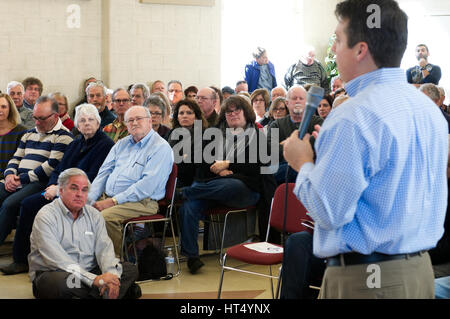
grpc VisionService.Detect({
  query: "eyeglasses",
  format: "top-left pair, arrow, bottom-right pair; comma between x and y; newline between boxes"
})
78,117 -> 97,124
113,99 -> 130,104
253,98 -> 265,103
125,116 -> 149,124
273,107 -> 287,112
195,96 -> 213,102
225,108 -> 242,116
168,89 -> 182,94
150,112 -> 162,117
33,113 -> 56,122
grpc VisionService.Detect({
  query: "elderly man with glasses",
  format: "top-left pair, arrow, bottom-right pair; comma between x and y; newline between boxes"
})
103,88 -> 132,143
196,87 -> 219,127
0,96 -> 73,247
88,106 -> 173,256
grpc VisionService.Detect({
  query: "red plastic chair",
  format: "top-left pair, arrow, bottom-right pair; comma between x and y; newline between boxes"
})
217,183 -> 311,298
121,163 -> 181,280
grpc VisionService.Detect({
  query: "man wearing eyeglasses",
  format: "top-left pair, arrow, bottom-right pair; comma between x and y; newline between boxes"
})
0,96 -> 74,246
167,80 -> 184,108
103,88 -> 132,143
196,87 -> 219,127
88,106 -> 173,256
22,77 -> 43,110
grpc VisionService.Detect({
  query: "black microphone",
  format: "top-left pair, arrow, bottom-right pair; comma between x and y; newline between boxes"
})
298,86 -> 325,139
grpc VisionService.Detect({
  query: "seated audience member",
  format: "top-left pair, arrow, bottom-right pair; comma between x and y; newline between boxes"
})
86,81 -> 116,128
210,86 -> 224,115
438,86 -> 448,113
6,81 -> 34,129
168,99 -> 208,187
0,96 -> 73,245
245,47 -> 277,94
103,88 -> 132,143
420,83 -> 450,133
143,95 -> 171,140
271,86 -> 287,101
221,86 -> 235,100
330,75 -> 344,95
281,231 -> 326,299
317,95 -> 334,120
75,77 -> 98,107
88,106 -> 173,256
150,80 -> 166,94
0,104 -> 114,275
28,168 -> 141,299
105,88 -> 114,111
22,77 -> 43,110
196,87 -> 219,127
50,92 -> 74,131
250,88 -> 271,125
152,91 -> 172,128
178,96 -> 266,274
184,86 -> 198,101
267,86 -> 323,184
0,94 -> 27,179
130,83 -> 150,107
235,80 -> 248,94
167,80 -> 184,108
266,97 -> 289,127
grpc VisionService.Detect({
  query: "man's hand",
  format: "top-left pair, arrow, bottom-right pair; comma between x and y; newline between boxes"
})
419,58 -> 427,68
44,184 -> 58,201
210,160 -> 230,175
218,169 -> 233,177
93,198 -> 116,212
93,273 -> 121,299
282,131 -> 315,172
5,175 -> 21,193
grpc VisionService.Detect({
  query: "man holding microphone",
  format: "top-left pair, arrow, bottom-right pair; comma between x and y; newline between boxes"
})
283,0 -> 447,298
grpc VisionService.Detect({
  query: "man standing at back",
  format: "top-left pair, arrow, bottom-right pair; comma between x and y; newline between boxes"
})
407,44 -> 441,87
283,0 -> 447,298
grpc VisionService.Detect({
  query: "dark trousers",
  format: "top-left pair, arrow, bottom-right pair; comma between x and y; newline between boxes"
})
13,192 -> 52,263
0,181 -> 46,244
32,262 -> 138,299
280,231 -> 326,299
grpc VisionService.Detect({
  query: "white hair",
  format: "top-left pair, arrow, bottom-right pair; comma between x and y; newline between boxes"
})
58,168 -> 90,189
124,105 -> 151,122
6,81 -> 24,94
74,103 -> 101,128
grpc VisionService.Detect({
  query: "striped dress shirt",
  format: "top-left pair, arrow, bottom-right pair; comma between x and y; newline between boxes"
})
294,68 -> 448,258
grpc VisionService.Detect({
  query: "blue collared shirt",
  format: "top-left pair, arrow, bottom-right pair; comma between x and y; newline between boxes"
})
88,129 -> 174,204
294,68 -> 448,258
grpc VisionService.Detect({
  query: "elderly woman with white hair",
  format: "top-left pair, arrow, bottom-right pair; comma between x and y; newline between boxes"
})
0,103 -> 115,275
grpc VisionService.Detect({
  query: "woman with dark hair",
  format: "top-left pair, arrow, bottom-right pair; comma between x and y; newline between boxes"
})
178,95 -> 269,274
184,86 -> 198,101
317,94 -> 334,120
168,99 -> 208,188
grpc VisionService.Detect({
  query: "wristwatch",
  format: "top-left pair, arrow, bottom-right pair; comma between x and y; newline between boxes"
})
111,197 -> 118,206
421,64 -> 432,72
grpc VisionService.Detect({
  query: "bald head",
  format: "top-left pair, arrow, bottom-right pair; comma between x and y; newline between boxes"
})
286,86 -> 307,122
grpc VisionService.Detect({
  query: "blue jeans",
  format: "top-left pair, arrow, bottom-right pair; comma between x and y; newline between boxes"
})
179,178 -> 260,258
13,192 -> 52,263
0,181 -> 46,245
435,276 -> 450,299
280,231 -> 326,299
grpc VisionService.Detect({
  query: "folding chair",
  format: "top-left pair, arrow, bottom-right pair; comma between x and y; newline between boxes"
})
217,183 -> 311,299
121,163 -> 181,279
203,205 -> 256,264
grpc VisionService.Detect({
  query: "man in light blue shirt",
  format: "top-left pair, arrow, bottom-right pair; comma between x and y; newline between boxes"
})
88,106 -> 173,256
283,0 -> 447,298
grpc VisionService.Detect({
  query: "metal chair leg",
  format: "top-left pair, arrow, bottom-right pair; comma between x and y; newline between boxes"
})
217,254 -> 228,299
269,265 -> 274,299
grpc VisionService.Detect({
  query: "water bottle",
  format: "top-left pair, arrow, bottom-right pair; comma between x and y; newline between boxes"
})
165,247 -> 175,275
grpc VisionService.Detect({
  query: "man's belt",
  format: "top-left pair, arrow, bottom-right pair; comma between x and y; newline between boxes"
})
326,251 -> 424,267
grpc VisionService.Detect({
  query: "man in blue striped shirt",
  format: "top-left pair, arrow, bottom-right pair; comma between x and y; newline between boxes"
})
0,96 -> 73,245
283,0 -> 448,298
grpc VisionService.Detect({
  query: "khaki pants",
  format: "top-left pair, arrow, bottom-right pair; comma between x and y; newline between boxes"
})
100,195 -> 159,257
319,252 -> 435,299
